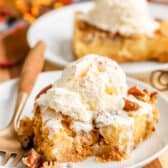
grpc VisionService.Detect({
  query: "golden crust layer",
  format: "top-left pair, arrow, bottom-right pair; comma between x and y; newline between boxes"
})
23,106 -> 158,164
73,12 -> 168,62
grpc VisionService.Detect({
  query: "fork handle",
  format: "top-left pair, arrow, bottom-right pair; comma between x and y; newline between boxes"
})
19,41 -> 45,94
10,41 -> 45,129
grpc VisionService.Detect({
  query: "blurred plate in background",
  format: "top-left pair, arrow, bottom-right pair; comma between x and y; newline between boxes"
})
28,2 -> 168,74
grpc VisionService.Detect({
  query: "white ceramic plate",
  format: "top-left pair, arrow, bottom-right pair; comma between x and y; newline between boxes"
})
27,2 -> 168,74
0,71 -> 168,168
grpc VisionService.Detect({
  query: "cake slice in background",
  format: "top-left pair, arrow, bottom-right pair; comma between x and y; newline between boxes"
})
73,0 -> 168,63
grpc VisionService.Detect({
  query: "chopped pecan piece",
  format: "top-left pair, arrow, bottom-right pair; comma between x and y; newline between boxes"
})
143,89 -> 149,94
123,99 -> 140,112
128,87 -> 158,104
36,84 -> 52,99
150,92 -> 158,103
128,86 -> 145,97
40,161 -> 57,168
78,21 -> 88,30
17,117 -> 34,149
142,89 -> 158,103
22,149 -> 41,168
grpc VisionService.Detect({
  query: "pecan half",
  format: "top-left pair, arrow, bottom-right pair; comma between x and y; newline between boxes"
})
22,149 -> 41,168
128,87 -> 158,104
128,86 -> 145,97
123,99 -> 140,112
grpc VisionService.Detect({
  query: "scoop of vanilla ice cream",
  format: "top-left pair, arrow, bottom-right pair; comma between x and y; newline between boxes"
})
38,87 -> 93,122
83,0 -> 159,36
56,55 -> 127,112
37,54 -> 127,124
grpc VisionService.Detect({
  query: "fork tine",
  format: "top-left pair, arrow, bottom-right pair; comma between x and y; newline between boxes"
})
2,152 -> 11,165
12,152 -> 24,166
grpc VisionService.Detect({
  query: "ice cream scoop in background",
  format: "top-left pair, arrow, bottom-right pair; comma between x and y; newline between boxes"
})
83,0 -> 159,36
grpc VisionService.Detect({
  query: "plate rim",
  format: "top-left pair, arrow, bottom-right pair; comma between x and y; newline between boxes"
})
1,71 -> 168,168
